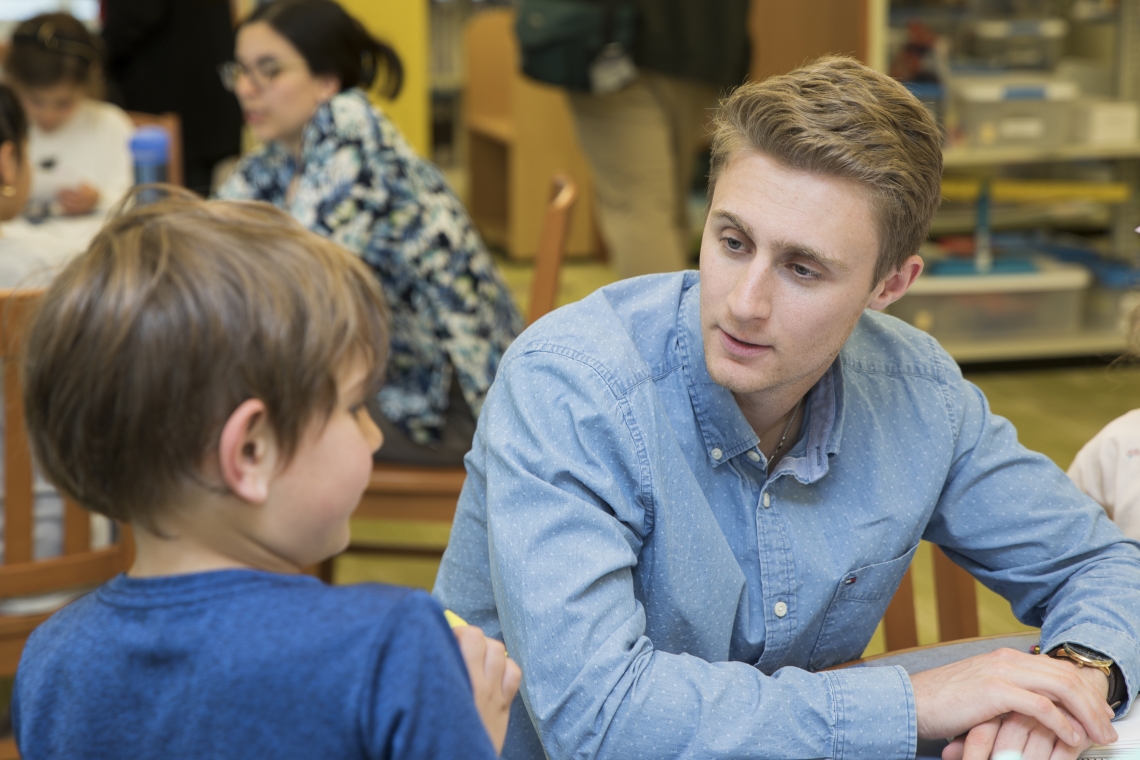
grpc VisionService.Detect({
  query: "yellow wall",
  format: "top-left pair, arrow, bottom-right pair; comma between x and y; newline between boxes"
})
337,0 -> 430,157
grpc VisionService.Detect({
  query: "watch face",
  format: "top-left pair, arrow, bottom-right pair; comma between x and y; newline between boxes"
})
1065,643 -> 1113,667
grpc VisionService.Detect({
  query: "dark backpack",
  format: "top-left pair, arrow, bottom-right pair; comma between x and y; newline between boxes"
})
514,0 -> 638,91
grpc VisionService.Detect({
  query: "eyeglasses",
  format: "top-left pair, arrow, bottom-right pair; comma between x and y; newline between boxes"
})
218,60 -> 303,92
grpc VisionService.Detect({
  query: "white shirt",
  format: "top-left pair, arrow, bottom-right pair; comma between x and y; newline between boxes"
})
28,99 -> 135,212
1068,408 -> 1140,539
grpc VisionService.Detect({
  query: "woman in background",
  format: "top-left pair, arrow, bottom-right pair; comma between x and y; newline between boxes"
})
4,13 -> 133,217
217,0 -> 522,467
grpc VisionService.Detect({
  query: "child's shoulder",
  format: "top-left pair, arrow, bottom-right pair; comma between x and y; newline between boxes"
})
76,99 -> 136,136
25,571 -> 447,661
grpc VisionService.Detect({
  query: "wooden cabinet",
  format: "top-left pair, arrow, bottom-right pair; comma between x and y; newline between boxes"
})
463,9 -> 599,260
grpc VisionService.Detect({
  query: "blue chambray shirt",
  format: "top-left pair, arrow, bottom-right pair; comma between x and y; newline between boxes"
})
434,272 -> 1140,760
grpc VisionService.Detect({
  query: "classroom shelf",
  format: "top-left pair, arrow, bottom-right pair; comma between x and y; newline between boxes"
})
943,142 -> 1140,168
942,330 -> 1126,364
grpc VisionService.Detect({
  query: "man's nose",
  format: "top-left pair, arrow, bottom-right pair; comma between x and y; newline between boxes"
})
727,263 -> 774,322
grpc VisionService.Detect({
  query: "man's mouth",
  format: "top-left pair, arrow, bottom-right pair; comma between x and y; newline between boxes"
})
718,327 -> 771,357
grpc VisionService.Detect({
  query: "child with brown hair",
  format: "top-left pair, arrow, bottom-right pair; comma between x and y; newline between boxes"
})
4,12 -> 134,216
10,188 -> 519,758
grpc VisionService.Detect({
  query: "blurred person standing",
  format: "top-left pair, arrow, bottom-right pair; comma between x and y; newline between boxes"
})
102,0 -> 242,196
518,0 -> 749,278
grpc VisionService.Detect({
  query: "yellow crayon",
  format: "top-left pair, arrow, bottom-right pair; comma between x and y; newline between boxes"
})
444,609 -> 468,628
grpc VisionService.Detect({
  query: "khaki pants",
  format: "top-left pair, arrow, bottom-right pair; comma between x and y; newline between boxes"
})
569,71 -> 721,279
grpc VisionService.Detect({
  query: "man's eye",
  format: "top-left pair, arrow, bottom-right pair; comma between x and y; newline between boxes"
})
722,236 -> 744,251
257,63 -> 283,79
791,263 -> 819,278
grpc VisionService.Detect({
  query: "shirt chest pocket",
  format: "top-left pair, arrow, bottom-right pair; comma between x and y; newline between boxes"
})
807,542 -> 920,671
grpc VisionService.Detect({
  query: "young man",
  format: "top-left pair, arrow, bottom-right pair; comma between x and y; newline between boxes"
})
434,57 -> 1140,760
12,190 -> 520,759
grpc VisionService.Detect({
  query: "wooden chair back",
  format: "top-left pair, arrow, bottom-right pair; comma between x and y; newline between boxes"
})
125,111 -> 185,188
527,176 -> 578,324
882,545 -> 979,651
0,290 -> 133,676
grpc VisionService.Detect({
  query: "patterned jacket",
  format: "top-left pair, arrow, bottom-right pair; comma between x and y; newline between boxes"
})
218,89 -> 523,445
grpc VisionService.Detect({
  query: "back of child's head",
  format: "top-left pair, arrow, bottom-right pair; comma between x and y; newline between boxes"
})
6,12 -> 100,89
0,83 -> 28,146
23,186 -> 390,529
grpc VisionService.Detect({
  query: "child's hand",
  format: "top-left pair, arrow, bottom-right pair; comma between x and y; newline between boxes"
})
57,183 -> 99,215
453,624 -> 521,754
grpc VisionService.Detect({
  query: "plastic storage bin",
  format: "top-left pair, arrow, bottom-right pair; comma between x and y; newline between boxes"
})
973,18 -> 1068,69
951,76 -> 1077,149
886,259 -> 1091,342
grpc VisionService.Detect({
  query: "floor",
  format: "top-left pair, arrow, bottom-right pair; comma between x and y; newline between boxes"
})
338,256 -> 1140,657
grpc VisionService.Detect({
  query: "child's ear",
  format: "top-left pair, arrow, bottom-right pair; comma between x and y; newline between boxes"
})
217,399 -> 278,504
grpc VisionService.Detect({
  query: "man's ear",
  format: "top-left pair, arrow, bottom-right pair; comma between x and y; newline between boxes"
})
867,254 -> 924,311
217,399 -> 279,504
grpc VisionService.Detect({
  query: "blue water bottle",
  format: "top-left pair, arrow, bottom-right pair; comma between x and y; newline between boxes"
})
129,126 -> 169,204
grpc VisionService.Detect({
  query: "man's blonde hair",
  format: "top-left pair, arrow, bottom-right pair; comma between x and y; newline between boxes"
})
24,188 -> 390,528
709,56 -> 943,284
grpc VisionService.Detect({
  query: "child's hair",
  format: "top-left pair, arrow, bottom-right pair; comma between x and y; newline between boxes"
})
23,186 -> 391,529
5,13 -> 101,89
0,83 -> 28,147
244,0 -> 404,99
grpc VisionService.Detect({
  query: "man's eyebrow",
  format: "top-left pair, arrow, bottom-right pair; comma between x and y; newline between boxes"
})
709,209 -> 756,241
709,209 -> 849,272
772,239 -> 849,272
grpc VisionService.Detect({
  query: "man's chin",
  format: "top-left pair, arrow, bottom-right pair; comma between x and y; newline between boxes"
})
705,351 -> 776,395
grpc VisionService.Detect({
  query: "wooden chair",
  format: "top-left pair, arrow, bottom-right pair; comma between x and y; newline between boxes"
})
0,290 -> 134,759
320,176 -> 579,583
125,111 -> 185,188
882,545 -> 979,652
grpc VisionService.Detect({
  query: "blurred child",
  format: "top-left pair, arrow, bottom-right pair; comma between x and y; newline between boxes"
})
0,81 -> 105,581
11,188 -> 520,758
1069,309 -> 1140,540
4,13 -> 133,216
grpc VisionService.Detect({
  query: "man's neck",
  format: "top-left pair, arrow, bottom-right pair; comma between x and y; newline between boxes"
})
733,373 -> 822,467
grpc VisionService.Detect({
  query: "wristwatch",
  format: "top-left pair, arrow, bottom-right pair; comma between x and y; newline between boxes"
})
1048,643 -> 1125,708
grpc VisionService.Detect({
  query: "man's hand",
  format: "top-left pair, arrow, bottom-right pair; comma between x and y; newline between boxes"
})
454,624 -> 522,754
911,647 -> 1116,757
939,663 -> 1110,760
57,183 -> 99,216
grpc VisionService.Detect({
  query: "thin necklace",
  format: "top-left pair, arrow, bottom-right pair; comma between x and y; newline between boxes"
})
765,397 -> 804,461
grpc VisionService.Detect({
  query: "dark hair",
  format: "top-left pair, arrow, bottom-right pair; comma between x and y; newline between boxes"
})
245,0 -> 403,98
6,13 -> 101,89
24,186 -> 390,529
0,84 -> 28,150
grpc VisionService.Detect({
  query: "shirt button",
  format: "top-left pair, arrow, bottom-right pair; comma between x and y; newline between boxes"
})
747,450 -> 761,462
762,493 -> 771,508
711,447 -> 723,460
774,601 -> 788,618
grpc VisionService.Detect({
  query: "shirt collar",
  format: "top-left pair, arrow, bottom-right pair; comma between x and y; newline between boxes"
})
676,276 -> 845,481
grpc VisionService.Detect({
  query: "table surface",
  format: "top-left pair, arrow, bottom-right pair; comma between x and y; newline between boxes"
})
845,632 -> 1042,759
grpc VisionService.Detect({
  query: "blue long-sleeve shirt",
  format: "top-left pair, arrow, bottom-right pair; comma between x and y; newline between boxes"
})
434,271 -> 1140,760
